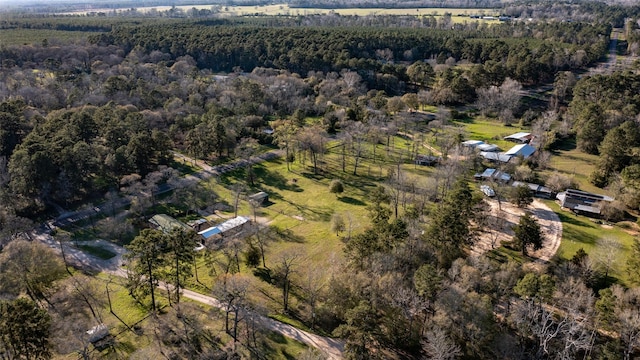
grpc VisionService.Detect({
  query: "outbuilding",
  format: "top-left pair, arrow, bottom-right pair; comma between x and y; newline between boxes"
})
504,132 -> 532,143
504,144 -> 536,159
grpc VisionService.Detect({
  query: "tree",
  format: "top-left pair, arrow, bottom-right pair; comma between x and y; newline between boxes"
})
424,179 -> 476,268
626,238 -> 640,286
296,126 -> 326,174
595,237 -> 621,287
331,213 -> 346,236
272,119 -> 298,171
511,184 -> 533,208
164,228 -> 197,305
329,179 -> 344,197
235,137 -> 260,187
333,300 -> 380,360
125,229 -> 166,311
0,240 -> 65,306
0,298 -> 52,360
422,327 -> 461,360
512,213 -> 543,256
273,248 -> 304,313
213,274 -> 250,345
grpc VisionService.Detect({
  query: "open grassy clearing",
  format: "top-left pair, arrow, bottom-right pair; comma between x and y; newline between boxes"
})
62,4 -> 496,18
544,137 -> 610,195
179,139 -> 435,327
455,117 -> 531,151
0,29 -> 96,45
546,201 -> 635,285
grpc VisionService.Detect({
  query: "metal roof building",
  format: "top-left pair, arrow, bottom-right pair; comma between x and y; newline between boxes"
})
198,216 -> 251,241
504,144 -> 536,159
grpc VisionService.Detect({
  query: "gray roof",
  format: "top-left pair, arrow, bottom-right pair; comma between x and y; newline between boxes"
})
477,143 -> 499,152
462,140 -> 485,147
480,152 -> 512,163
505,144 -> 536,159
504,132 -> 532,142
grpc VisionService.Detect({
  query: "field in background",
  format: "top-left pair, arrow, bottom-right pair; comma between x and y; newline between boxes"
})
61,4 -> 498,20
0,29 -> 95,46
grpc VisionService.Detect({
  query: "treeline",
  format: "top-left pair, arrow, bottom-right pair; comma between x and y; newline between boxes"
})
91,20 -> 608,87
504,1 -> 640,28
565,72 -> 640,210
290,0 -> 505,8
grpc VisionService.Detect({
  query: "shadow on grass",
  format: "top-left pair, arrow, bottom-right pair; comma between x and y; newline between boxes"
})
486,245 -> 525,264
253,267 -> 272,283
555,210 -> 595,228
253,164 -> 302,192
338,196 -> 366,206
275,228 -> 306,243
551,137 -> 577,153
563,226 -> 599,246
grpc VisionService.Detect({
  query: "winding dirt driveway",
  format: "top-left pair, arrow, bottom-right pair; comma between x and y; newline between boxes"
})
31,225 -> 345,359
471,199 -> 562,263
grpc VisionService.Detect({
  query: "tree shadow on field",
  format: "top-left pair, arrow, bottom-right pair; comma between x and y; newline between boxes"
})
338,196 -> 366,206
253,164 -> 302,192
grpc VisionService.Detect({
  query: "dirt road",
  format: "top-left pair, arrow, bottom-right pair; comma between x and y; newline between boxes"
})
31,224 -> 345,359
471,199 -> 562,263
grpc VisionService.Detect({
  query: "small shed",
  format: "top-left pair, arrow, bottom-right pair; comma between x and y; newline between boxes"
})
415,154 -> 440,166
504,132 -> 532,143
248,191 -> 269,204
462,140 -> 485,148
87,324 -> 109,344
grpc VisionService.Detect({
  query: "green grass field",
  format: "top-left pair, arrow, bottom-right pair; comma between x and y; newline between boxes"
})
0,29 -> 96,46
456,117 -> 531,151
546,201 -> 635,285
545,138 -> 610,195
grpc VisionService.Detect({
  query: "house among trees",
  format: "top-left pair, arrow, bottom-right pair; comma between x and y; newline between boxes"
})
511,181 -> 556,199
149,214 -> 191,234
504,132 -> 533,143
556,189 -> 614,217
415,154 -> 441,166
197,216 -> 251,243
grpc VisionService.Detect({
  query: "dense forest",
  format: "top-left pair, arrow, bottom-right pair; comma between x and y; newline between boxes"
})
1,2 -> 640,359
